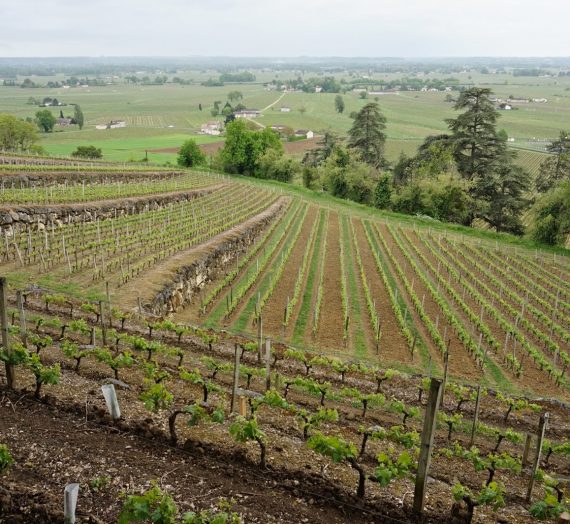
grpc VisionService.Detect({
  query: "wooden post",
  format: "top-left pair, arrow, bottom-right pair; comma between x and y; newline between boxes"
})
257,316 -> 263,365
0,278 -> 15,389
16,290 -> 27,347
274,372 -> 282,392
265,338 -> 271,391
522,433 -> 533,468
238,396 -> 247,417
526,412 -> 549,502
440,351 -> 450,407
410,332 -> 418,360
99,301 -> 107,347
413,378 -> 443,515
230,343 -> 241,414
106,281 -> 113,327
469,384 -> 482,448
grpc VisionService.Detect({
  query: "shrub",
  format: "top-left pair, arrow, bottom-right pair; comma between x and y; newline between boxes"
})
72,145 -> 103,159
177,139 -> 206,168
0,444 -> 14,475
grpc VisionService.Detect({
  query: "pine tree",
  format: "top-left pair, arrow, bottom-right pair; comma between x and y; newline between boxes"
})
536,130 -> 570,192
446,88 -> 505,181
474,154 -> 531,234
446,88 -> 530,232
348,102 -> 387,167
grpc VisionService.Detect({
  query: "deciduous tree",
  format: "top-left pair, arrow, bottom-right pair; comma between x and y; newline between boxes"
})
35,109 -> 56,133
177,139 -> 206,167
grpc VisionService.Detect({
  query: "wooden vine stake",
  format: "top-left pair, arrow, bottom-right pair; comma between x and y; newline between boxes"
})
526,412 -> 549,502
99,301 -> 107,347
522,433 -> 533,468
106,281 -> 113,327
265,338 -> 271,391
0,277 -> 15,389
468,384 -> 482,448
440,350 -> 450,408
410,332 -> 417,360
16,290 -> 27,348
230,343 -> 241,414
257,316 -> 263,365
413,378 -> 443,515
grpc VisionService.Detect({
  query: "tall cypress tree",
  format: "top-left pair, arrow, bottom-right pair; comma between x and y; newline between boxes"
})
348,102 -> 387,168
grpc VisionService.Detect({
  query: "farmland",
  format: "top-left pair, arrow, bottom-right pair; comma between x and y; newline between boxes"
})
0,154 -> 569,522
1,69 -> 569,168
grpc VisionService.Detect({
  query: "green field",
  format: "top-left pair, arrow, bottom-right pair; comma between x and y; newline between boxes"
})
1,70 -> 568,165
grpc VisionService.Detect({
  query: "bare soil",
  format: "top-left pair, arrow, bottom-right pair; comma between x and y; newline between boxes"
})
261,207 -> 318,340
313,212 -> 345,352
353,218 -> 412,365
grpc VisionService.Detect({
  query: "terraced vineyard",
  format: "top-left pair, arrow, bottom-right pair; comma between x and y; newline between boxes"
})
0,159 -> 569,523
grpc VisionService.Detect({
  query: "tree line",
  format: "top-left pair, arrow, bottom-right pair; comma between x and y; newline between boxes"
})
182,87 -> 568,247
301,88 -> 568,246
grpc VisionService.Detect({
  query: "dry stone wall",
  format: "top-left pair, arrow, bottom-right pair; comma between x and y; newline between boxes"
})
0,184 -> 225,235
150,200 -> 287,316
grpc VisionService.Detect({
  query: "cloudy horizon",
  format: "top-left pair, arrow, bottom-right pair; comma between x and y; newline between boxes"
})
1,0 -> 569,58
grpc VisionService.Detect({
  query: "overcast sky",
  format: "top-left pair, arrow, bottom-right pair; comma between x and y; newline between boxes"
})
1,0 -> 568,57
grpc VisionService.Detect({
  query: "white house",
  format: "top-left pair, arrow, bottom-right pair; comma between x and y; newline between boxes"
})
314,86 -> 323,93
295,129 -> 314,139
234,109 -> 262,119
280,106 -> 291,112
201,121 -> 223,136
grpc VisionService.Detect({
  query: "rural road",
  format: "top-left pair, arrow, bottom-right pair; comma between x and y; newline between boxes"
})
246,92 -> 287,129
262,91 -> 286,112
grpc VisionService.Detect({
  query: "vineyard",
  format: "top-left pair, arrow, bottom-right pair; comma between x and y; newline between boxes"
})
0,159 -> 569,523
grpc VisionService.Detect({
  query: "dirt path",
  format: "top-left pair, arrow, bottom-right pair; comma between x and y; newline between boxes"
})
262,92 -> 287,112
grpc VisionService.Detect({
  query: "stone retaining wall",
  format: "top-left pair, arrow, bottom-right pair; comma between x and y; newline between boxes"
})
0,184 -> 225,235
149,200 -> 286,316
